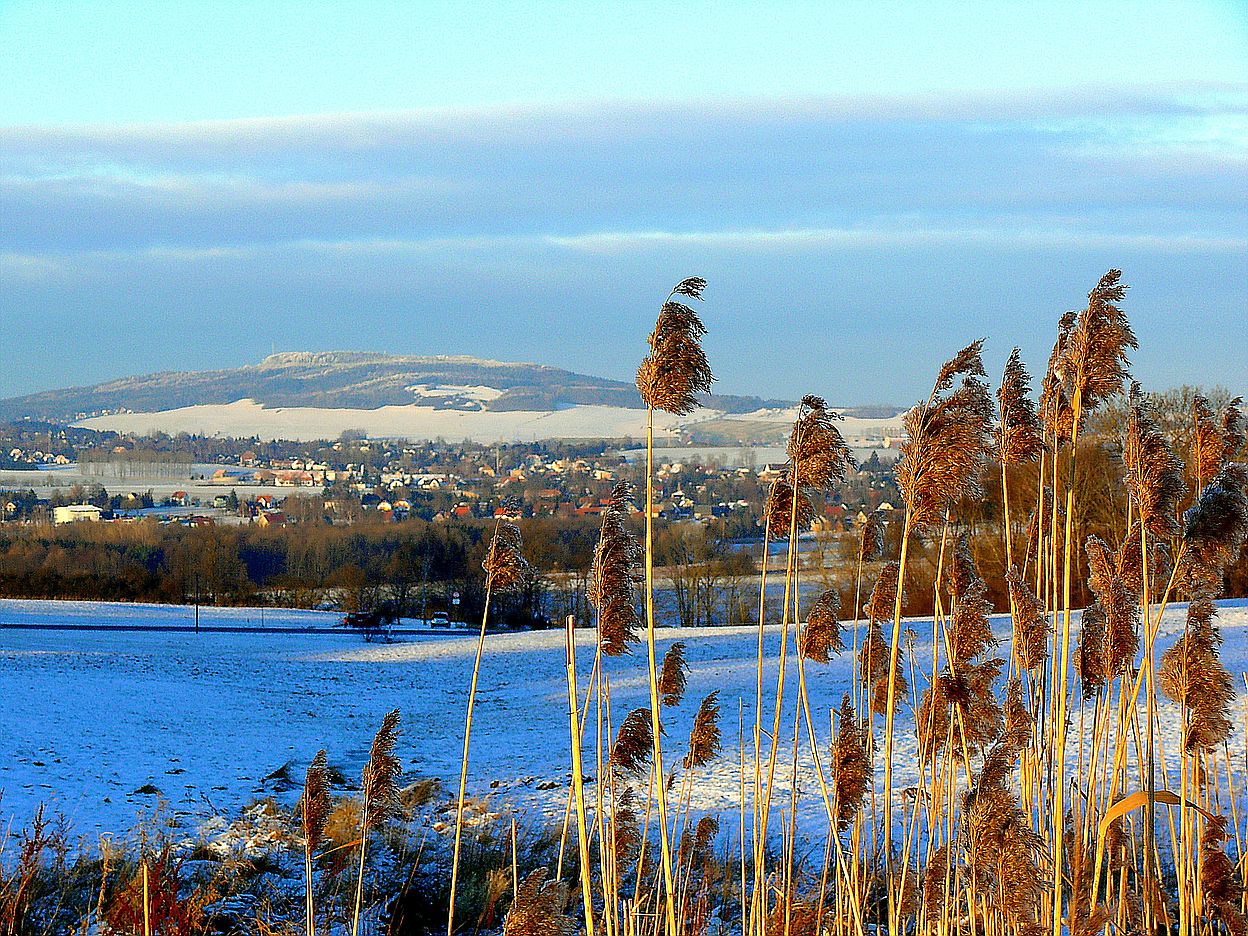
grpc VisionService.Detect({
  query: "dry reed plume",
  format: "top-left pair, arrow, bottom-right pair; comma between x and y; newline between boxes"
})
830,695 -> 870,833
1006,564 -> 1047,670
450,520 -> 529,936
299,749 -> 330,936
590,481 -> 644,656
1123,384 -> 1187,538
659,641 -> 689,707
502,869 -> 577,936
1192,394 -> 1244,491
353,710 -> 401,936
1056,270 -> 1137,424
636,277 -> 712,936
636,277 -> 713,416
800,589 -> 843,663
787,395 -> 856,492
1180,463 -> 1248,596
1158,596 -> 1235,754
764,479 -> 815,534
894,340 -> 995,529
857,509 -> 885,564
1038,310 -> 1077,442
998,347 -> 1045,465
683,692 -> 722,769
611,709 -> 655,775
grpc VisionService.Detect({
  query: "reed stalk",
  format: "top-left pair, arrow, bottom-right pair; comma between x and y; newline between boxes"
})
566,617 -> 598,936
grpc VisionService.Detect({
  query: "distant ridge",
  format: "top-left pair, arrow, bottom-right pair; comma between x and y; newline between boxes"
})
0,352 -> 794,423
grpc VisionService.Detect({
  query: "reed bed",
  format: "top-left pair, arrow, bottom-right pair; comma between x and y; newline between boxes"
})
472,271 -> 1248,936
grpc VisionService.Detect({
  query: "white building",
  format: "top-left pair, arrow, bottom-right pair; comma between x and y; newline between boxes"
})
53,504 -> 103,525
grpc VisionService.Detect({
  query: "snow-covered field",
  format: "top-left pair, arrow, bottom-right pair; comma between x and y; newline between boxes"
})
1,597 -> 1246,846
76,399 -> 694,443
74,398 -> 905,447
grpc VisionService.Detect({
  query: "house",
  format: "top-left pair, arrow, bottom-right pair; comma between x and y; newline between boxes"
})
275,470 -> 315,486
170,491 -> 189,507
53,503 -> 103,525
257,511 -> 286,528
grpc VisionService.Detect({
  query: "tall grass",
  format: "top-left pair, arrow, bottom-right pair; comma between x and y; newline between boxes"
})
493,269 -> 1248,936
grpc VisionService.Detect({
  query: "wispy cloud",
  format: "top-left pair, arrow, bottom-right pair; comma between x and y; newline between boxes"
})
1,87 -> 1244,402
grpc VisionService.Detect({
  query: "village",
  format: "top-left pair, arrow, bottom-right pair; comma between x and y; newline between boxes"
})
1,427 -> 903,535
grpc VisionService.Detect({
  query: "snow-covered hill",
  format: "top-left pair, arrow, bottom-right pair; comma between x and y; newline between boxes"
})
0,352 -> 789,423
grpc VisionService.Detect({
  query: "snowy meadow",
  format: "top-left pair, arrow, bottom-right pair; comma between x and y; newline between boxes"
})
2,600 -> 1246,842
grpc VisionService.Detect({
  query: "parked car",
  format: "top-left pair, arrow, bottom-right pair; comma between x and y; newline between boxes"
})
429,611 -> 450,628
340,608 -> 396,642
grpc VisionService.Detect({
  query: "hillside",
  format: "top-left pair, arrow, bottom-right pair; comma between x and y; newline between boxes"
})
0,352 -> 787,423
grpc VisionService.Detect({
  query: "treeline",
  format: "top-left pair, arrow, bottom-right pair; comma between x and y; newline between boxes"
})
0,512 -> 770,626
0,517 -> 595,626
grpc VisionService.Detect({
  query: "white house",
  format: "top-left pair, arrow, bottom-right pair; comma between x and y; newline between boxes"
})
53,504 -> 103,525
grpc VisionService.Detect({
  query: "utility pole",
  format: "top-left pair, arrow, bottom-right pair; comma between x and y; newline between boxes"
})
194,572 -> 200,635
420,546 -> 431,623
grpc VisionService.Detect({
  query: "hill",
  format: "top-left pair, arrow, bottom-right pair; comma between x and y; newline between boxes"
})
0,352 -> 787,423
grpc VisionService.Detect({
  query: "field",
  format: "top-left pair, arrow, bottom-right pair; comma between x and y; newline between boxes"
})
3,597 -> 1245,847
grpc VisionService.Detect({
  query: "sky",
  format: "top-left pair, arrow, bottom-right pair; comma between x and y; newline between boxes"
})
1,1 -> 1245,405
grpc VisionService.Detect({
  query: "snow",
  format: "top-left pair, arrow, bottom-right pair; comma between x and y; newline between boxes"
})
72,398 -> 906,447
1,597 -> 1246,846
403,384 -> 506,403
74,399 -> 692,443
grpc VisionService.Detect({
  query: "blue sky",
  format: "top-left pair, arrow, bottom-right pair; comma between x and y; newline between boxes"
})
1,1 -> 1245,404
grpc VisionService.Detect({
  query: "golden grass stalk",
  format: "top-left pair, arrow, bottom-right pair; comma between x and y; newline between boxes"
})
752,395 -> 854,936
1121,382 -> 1188,914
886,340 -> 993,929
636,276 -> 711,936
1049,270 -> 1137,936
998,347 -> 1044,676
564,617 -> 597,936
299,749 -> 330,936
449,518 -> 529,936
142,860 -> 150,936
355,709 -> 401,936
